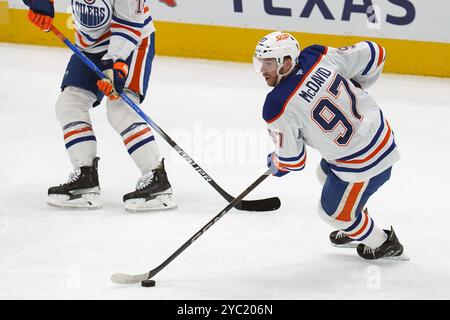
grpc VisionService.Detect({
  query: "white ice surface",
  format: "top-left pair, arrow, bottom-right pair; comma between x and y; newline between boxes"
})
1,43 -> 450,300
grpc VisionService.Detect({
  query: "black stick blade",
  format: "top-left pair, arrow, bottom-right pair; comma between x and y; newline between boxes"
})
235,197 -> 281,211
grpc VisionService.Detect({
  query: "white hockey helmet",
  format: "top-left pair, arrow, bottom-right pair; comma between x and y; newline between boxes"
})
253,31 -> 300,83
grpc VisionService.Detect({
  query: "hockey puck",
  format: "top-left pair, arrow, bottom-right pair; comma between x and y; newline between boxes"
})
141,279 -> 156,287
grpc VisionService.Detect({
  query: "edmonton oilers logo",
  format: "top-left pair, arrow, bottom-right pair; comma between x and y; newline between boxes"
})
72,0 -> 111,28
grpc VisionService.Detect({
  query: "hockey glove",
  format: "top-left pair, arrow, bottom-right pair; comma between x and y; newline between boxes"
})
23,0 -> 54,32
267,152 -> 290,177
97,59 -> 129,100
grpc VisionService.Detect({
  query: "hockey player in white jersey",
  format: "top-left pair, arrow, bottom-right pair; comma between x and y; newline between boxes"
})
24,0 -> 176,212
254,31 -> 406,260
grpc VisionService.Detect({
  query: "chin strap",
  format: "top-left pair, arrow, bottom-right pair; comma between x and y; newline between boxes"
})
275,63 -> 296,85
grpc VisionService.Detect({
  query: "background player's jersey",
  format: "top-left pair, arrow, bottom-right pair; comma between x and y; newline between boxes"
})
264,42 -> 400,182
71,0 -> 155,61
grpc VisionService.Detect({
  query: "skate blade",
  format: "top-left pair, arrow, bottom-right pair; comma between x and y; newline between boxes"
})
124,194 -> 177,213
47,193 -> 102,210
331,243 -> 359,249
382,253 -> 410,261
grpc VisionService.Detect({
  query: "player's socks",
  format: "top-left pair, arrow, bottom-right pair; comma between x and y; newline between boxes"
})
47,157 -> 101,209
123,159 -> 176,212
329,208 -> 371,248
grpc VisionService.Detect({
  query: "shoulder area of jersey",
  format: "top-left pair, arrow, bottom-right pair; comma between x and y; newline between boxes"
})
262,44 -> 329,123
298,44 -> 328,65
262,71 -> 299,123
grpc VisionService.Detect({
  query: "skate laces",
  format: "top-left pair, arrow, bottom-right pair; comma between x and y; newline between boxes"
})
136,172 -> 154,190
336,230 -> 347,239
363,246 -> 377,255
61,169 -> 81,186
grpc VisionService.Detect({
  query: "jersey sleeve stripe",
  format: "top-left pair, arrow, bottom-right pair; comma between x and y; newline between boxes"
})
111,32 -> 139,45
278,147 -> 306,162
376,43 -> 385,67
361,41 -> 376,75
273,149 -> 307,171
112,15 -> 153,29
111,23 -> 142,37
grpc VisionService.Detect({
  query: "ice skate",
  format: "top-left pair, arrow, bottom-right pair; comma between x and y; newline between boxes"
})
329,230 -> 359,248
357,227 -> 409,261
47,157 -> 102,209
123,159 -> 176,212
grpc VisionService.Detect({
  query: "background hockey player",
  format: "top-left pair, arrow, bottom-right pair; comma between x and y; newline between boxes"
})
23,0 -> 176,212
255,31 -> 406,260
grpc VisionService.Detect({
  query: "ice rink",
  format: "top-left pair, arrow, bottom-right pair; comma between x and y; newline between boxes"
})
1,43 -> 450,300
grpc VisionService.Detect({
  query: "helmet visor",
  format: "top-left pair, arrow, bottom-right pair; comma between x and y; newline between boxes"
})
253,57 -> 279,74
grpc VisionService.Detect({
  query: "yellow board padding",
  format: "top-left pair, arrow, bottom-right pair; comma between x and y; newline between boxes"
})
0,8 -> 75,46
155,21 -> 450,78
1,9 -> 449,77
0,1 -> 10,24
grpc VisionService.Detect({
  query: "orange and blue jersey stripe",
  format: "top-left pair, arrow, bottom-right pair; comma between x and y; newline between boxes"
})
362,41 -> 386,76
272,146 -> 307,172
327,111 -> 396,174
111,13 -> 153,46
320,162 -> 392,241
75,29 -> 111,50
344,208 -> 374,241
124,34 -> 155,100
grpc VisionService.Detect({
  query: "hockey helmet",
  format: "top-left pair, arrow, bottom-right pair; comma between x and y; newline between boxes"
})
253,31 -> 300,81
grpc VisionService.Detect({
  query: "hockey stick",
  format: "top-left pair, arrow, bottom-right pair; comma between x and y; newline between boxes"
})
49,26 -> 280,212
111,169 -> 271,285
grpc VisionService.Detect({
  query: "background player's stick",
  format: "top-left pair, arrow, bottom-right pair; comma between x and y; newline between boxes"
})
111,169 -> 272,285
49,26 -> 280,212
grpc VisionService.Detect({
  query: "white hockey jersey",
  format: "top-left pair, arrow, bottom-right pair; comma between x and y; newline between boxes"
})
71,0 -> 155,61
265,42 -> 400,182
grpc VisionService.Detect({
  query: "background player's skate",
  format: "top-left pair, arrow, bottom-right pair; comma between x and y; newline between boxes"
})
123,159 -> 176,212
47,157 -> 101,209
